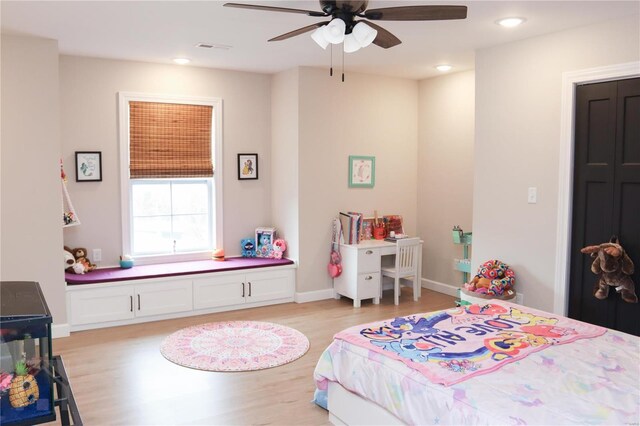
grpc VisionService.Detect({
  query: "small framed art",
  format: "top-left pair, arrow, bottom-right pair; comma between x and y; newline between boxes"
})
238,153 -> 258,180
75,151 -> 102,182
349,155 -> 375,188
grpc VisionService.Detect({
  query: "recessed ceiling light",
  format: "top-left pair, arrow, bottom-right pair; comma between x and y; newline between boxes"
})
173,58 -> 191,65
435,64 -> 453,72
496,17 -> 526,28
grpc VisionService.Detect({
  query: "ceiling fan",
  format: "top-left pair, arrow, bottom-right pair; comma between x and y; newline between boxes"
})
223,1 -> 467,50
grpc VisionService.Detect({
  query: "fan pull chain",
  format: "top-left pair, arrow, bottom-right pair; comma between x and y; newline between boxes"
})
330,44 -> 333,77
342,47 -> 345,82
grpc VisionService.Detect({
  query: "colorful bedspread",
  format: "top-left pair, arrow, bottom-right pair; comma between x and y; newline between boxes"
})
334,302 -> 606,386
314,303 -> 640,425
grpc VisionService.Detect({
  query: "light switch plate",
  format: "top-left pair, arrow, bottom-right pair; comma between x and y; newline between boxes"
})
528,187 -> 537,204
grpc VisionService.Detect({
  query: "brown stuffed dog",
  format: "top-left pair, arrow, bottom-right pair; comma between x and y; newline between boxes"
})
581,237 -> 637,303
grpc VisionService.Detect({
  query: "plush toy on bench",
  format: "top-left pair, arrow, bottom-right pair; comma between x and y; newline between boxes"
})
241,238 -> 256,257
256,227 -> 276,258
64,246 -> 96,274
64,247 -> 85,274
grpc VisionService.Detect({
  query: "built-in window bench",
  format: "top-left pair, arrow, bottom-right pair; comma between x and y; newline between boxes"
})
66,258 -> 296,331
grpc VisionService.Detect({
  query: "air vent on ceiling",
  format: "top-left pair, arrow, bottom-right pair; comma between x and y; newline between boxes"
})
195,42 -> 232,50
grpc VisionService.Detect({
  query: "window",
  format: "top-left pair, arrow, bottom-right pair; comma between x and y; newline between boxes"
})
119,93 -> 223,263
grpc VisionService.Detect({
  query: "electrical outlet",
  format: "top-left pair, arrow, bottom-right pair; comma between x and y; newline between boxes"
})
516,293 -> 524,305
527,187 -> 537,204
93,249 -> 102,262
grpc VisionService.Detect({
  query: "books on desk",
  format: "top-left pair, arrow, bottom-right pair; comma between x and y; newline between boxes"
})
339,212 -> 363,244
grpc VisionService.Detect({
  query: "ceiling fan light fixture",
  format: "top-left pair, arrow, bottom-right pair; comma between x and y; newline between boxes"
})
323,18 -> 346,44
352,22 -> 378,48
496,17 -> 526,28
343,33 -> 361,53
311,27 -> 329,49
436,64 -> 452,72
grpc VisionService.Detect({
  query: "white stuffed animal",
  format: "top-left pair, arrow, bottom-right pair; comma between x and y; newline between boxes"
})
64,249 -> 86,274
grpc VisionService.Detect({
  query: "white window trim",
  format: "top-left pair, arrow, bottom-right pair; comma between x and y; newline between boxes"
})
118,92 -> 223,265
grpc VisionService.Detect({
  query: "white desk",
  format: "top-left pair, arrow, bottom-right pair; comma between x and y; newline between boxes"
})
333,239 -> 423,307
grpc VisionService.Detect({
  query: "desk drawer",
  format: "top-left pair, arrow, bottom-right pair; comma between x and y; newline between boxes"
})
358,248 -> 381,272
357,273 -> 380,299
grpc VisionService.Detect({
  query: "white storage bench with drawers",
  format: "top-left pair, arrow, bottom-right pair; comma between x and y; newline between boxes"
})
65,258 -> 296,331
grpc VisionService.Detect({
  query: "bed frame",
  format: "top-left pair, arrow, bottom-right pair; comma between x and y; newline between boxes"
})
328,381 -> 404,426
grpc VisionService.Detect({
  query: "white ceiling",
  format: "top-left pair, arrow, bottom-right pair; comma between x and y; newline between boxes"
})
2,1 -> 638,80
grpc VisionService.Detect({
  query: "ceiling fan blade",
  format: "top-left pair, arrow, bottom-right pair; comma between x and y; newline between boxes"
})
362,21 -> 401,49
364,5 -> 467,21
269,22 -> 330,42
224,3 -> 327,17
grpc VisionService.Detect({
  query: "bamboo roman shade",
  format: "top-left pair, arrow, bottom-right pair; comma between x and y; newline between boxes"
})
129,101 -> 213,178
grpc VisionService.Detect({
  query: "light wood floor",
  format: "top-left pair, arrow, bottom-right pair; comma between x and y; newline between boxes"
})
49,289 -> 455,425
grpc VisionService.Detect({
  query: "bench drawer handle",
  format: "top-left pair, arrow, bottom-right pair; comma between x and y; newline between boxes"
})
242,282 -> 245,297
130,295 -> 133,312
365,250 -> 373,255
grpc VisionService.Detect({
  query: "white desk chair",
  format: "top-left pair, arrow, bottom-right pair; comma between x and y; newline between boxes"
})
381,237 -> 421,305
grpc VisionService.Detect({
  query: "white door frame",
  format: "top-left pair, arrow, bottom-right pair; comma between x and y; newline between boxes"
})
553,61 -> 640,315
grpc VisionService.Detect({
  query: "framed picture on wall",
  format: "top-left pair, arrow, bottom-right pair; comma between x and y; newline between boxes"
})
349,155 -> 375,188
75,151 -> 102,182
238,153 -> 258,180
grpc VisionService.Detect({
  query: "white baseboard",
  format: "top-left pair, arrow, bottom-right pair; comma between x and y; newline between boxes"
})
421,278 -> 460,298
52,323 -> 70,339
295,288 -> 335,303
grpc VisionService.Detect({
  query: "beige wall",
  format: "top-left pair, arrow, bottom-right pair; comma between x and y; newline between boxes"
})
271,69 -> 300,262
297,67 -> 418,294
59,56 -> 272,265
418,71 -> 475,289
1,35 -> 67,325
473,15 -> 640,312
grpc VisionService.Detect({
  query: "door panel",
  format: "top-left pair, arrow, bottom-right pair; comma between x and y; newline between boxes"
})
570,77 -> 640,336
193,275 -> 245,309
136,280 -> 193,317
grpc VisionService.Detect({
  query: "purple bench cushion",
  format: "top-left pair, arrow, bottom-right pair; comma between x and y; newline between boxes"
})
66,257 -> 294,285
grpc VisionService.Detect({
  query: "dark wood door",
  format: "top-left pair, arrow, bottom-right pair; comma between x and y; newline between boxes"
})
569,77 -> 640,336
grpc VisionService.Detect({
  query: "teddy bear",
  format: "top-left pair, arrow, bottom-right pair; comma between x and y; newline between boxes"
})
64,247 -> 86,274
70,247 -> 96,273
581,237 -> 637,303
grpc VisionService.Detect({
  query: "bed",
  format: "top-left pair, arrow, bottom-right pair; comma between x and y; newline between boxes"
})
313,301 -> 640,425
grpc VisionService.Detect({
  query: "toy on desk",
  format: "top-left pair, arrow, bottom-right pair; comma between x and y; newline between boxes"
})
464,259 -> 515,296
241,238 -> 256,257
255,227 -> 277,258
